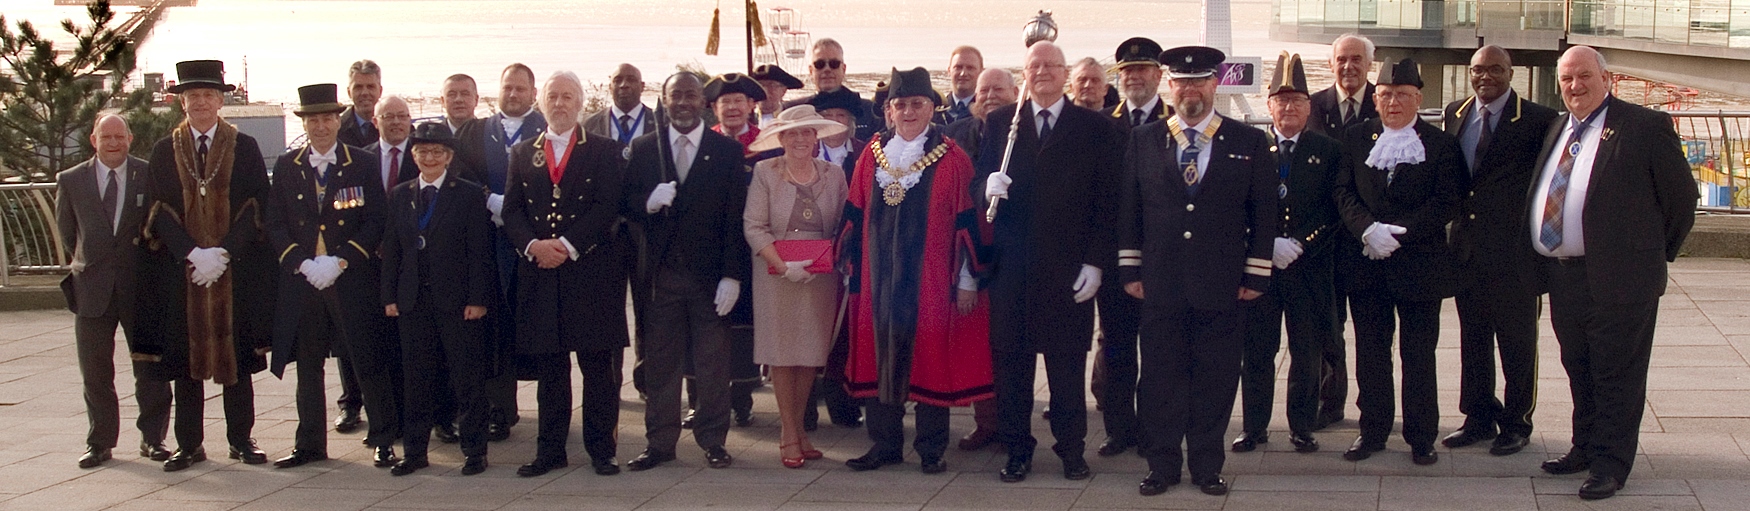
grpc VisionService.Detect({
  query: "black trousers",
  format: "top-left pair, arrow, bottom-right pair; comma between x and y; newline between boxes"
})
487,235 -> 521,427
1454,271 -> 1540,437
642,264 -> 732,453
400,304 -> 489,458
993,349 -> 1086,460
353,315 -> 402,447
336,356 -> 362,412
1096,283 -> 1142,445
76,299 -> 170,450
1546,258 -> 1658,482
1136,297 -> 1243,480
865,401 -> 949,461
137,367 -> 254,452
1240,252 -> 1333,435
1323,236 -> 1360,419
1349,289 -> 1442,448
532,350 -> 620,462
292,295 -> 341,453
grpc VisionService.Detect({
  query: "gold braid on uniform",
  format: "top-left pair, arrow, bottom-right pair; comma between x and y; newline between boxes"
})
869,138 -> 950,206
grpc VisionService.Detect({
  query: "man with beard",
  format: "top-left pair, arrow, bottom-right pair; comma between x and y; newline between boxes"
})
1103,37 -> 1170,128
339,59 -> 383,149
938,46 -> 983,125
975,41 -> 1124,483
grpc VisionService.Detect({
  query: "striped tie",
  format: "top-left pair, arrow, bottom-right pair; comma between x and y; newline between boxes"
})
1540,116 -> 1593,250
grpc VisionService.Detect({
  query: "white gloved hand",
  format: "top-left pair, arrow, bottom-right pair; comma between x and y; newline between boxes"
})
1362,222 -> 1406,260
984,173 -> 1013,200
303,256 -> 344,290
714,277 -> 741,316
782,260 -> 815,283
487,193 -> 505,227
298,259 -> 323,288
1273,237 -> 1305,269
321,255 -> 346,288
1071,264 -> 1102,303
645,181 -> 678,213
186,247 -> 228,287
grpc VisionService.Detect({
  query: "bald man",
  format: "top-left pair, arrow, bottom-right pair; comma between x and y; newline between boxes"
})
943,68 -> 1017,167
583,63 -> 656,145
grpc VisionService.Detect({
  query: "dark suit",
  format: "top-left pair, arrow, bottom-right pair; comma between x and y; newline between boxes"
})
333,140 -> 419,425
56,156 -> 167,451
265,143 -> 394,453
1100,96 -> 1171,128
1240,129 -> 1343,437
583,105 -> 657,145
338,107 -> 380,151
583,106 -> 657,396
1531,96 -> 1696,483
934,94 -> 976,126
973,100 -> 1123,463
943,117 -> 985,165
1087,97 -> 1165,450
1308,83 -> 1377,422
1333,119 -> 1465,449
381,174 -> 495,459
1309,84 -> 1377,137
1442,91 -> 1558,440
1118,115 -> 1275,481
625,126 -> 750,455
500,131 -> 630,463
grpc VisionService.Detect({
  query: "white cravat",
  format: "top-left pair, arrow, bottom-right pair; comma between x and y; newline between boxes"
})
308,147 -> 338,173
544,128 -> 575,163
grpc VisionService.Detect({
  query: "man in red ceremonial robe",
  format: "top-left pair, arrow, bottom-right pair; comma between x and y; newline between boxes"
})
838,67 -> 993,474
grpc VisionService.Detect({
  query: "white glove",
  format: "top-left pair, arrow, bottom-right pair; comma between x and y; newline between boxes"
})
302,255 -> 344,290
320,255 -> 345,289
487,193 -> 505,227
186,247 -> 229,287
646,181 -> 678,213
782,260 -> 815,283
984,173 -> 1012,200
1273,237 -> 1305,269
714,278 -> 741,316
298,259 -> 322,288
1362,222 -> 1406,260
1071,264 -> 1101,303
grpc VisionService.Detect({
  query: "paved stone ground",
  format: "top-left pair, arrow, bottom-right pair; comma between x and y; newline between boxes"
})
0,258 -> 1747,510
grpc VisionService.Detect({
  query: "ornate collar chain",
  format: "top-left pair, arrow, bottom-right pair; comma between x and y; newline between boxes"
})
868,137 -> 949,206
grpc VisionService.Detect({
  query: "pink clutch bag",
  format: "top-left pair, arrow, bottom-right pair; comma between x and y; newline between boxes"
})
768,239 -> 834,274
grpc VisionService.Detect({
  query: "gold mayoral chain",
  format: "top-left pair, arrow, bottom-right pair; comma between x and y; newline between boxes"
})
869,138 -> 950,206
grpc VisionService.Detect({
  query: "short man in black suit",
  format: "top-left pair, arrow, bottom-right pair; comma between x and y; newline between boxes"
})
1332,59 -> 1465,466
623,72 -> 749,471
264,83 -> 393,470
1533,46 -> 1697,500
339,59 -> 383,150
1440,45 -> 1560,457
502,71 -> 630,478
1118,46 -> 1275,497
57,115 -> 170,468
975,41 -> 1124,483
380,122 -> 495,476
1235,52 -> 1341,455
1308,34 -> 1379,428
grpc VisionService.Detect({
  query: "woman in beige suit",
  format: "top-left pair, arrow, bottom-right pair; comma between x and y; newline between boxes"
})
744,106 -> 848,468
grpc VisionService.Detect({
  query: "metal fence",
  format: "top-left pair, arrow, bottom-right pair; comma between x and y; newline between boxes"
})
0,182 -> 69,286
1670,111 -> 1749,214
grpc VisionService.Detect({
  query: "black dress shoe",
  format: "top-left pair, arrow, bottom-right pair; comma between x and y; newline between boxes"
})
1062,455 -> 1091,480
1289,432 -> 1319,453
704,446 -> 733,469
517,457 -> 567,477
334,407 -> 363,433
373,446 -> 399,468
389,457 -> 428,476
999,455 -> 1031,483
1441,428 -> 1497,448
1231,432 -> 1268,453
78,446 -> 112,468
626,450 -> 675,471
273,449 -> 328,469
1138,471 -> 1181,496
920,457 -> 947,474
592,457 -> 620,476
140,442 -> 172,462
163,447 -> 206,472
433,424 -> 460,444
461,455 -> 488,475
228,442 -> 267,464
734,409 -> 754,427
1579,473 -> 1623,500
1541,453 -> 1591,475
844,451 -> 903,471
1196,475 -> 1229,496
680,409 -> 697,429
1342,437 -> 1385,461
1096,438 -> 1135,457
1489,433 -> 1530,456
487,422 -> 511,442
1411,445 -> 1439,465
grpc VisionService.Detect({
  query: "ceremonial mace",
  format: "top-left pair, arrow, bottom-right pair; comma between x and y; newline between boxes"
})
985,10 -> 1059,223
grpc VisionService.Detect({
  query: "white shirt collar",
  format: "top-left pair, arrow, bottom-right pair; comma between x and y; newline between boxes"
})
419,170 -> 446,189
1273,126 -> 1301,145
610,104 -> 645,119
1336,84 -> 1367,105
1031,96 -> 1066,121
189,123 -> 217,141
1176,113 -> 1215,135
669,124 -> 703,147
544,127 -> 576,144
96,158 -> 125,176
1128,95 -> 1161,117
378,138 -> 407,155
308,145 -> 339,166
952,92 -> 974,107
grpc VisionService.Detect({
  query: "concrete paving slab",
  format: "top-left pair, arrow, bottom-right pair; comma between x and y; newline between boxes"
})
1377,476 -> 1538,511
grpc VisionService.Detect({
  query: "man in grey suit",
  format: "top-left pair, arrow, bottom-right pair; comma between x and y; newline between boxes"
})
56,114 -> 171,468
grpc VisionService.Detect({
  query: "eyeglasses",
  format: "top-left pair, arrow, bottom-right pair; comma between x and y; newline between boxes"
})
888,98 -> 934,112
1468,65 -> 1508,76
1375,91 -> 1419,104
375,113 -> 412,122
812,59 -> 843,70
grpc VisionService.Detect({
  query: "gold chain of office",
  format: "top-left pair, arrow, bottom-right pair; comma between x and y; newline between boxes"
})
868,139 -> 950,206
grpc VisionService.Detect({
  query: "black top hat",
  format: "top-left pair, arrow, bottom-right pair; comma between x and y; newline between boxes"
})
1159,46 -> 1226,79
885,67 -> 942,106
1112,37 -> 1164,71
1268,51 -> 1310,97
1376,58 -> 1424,88
169,60 -> 237,93
293,84 -> 346,116
750,64 -> 804,90
704,73 -> 767,103
808,87 -> 863,115
409,121 -> 458,150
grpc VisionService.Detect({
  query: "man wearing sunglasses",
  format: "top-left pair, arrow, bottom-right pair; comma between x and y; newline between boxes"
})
785,38 -> 878,140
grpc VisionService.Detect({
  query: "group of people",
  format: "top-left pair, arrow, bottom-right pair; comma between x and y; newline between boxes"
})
55,31 -> 1696,502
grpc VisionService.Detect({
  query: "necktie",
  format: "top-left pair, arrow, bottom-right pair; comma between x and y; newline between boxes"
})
1474,108 -> 1494,171
1343,98 -> 1357,124
1182,128 -> 1202,190
197,134 -> 210,175
418,186 -> 437,215
618,115 -> 636,145
1540,115 -> 1593,250
1132,108 -> 1146,127
1278,139 -> 1295,198
102,168 -> 119,231
1037,110 -> 1054,141
387,147 -> 401,190
673,135 -> 694,183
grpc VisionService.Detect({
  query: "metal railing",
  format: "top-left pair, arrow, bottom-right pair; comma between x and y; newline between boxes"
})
1670,110 -> 1749,213
0,182 -> 70,287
